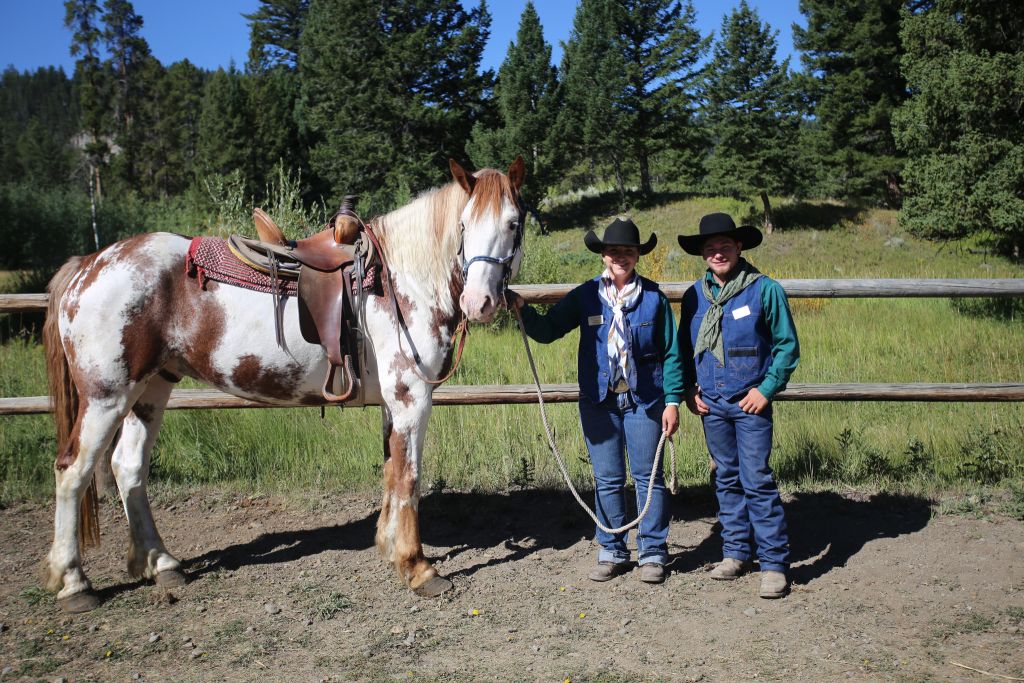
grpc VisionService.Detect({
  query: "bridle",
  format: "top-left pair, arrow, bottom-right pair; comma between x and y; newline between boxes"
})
459,196 -> 526,298
382,193 -> 526,386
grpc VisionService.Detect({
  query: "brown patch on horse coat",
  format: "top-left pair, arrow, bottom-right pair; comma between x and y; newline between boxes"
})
467,169 -> 515,223
393,380 -> 413,407
380,424 -> 432,585
230,354 -> 302,398
61,253 -> 100,324
175,272 -> 228,387
54,434 -> 78,471
132,402 -> 156,424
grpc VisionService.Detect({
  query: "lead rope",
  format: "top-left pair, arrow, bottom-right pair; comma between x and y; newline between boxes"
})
512,306 -> 679,535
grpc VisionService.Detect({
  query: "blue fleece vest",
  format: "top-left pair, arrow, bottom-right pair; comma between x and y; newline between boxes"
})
689,277 -> 771,400
576,276 -> 665,408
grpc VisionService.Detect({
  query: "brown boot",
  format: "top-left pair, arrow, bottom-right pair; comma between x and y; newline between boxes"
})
709,558 -> 752,580
759,571 -> 789,599
587,562 -> 630,582
639,563 -> 666,584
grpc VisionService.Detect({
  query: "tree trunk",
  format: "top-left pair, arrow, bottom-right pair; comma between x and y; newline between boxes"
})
638,151 -> 651,198
89,165 -> 101,250
760,191 -> 775,235
612,156 -> 626,202
885,173 -> 903,208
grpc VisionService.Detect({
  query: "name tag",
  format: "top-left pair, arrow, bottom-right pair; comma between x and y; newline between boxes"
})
587,315 -> 604,326
731,305 -> 751,320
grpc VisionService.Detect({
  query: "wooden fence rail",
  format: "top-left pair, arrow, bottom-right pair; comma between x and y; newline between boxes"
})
3,383 -> 1024,416
2,279 -> 1023,415
3,279 -> 1024,314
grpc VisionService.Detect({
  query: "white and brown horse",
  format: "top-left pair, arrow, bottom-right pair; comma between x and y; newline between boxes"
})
42,158 -> 526,612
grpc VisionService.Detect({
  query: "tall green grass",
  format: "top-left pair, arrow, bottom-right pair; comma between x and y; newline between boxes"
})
1,196 -> 1022,502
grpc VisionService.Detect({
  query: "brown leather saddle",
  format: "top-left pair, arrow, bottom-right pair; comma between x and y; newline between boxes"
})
229,200 -> 375,404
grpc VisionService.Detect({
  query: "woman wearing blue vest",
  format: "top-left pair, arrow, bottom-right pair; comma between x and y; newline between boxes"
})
678,213 -> 800,599
509,218 -> 684,584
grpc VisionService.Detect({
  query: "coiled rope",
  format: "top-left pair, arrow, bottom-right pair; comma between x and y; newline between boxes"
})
512,306 -> 678,535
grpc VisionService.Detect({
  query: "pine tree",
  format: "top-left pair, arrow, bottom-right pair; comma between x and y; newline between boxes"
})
245,0 -> 309,72
793,0 -> 906,204
65,0 -> 109,247
300,0 -> 491,209
101,0 -> 153,189
143,59 -> 205,197
557,0 -> 708,198
556,0 -> 631,195
466,1 -> 558,203
619,0 -> 709,196
893,0 -> 1024,255
245,1 -> 308,198
702,0 -> 799,232
196,66 -> 254,191
0,67 -> 79,184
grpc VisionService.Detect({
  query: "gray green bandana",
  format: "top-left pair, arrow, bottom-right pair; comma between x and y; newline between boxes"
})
694,259 -> 762,365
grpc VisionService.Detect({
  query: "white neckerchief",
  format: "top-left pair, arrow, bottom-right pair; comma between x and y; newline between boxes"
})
598,269 -> 641,386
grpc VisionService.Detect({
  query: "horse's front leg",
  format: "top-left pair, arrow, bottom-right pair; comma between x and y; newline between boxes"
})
376,396 -> 452,597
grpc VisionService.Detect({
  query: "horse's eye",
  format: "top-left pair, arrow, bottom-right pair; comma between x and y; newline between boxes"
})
509,220 -> 519,231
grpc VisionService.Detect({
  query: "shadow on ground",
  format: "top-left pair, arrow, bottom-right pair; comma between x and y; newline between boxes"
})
177,487 -> 930,589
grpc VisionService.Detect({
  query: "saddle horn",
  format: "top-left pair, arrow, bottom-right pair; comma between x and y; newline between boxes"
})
333,195 -> 361,245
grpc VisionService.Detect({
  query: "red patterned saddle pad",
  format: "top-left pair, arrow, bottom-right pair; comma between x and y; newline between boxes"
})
184,236 -> 298,295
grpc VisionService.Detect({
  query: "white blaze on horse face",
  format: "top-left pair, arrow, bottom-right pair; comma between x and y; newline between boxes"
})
458,193 -> 521,322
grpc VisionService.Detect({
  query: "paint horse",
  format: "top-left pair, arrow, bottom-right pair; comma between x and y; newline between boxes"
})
42,158 -> 526,612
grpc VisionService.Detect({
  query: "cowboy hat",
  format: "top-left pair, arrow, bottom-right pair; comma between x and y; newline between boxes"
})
677,213 -> 762,255
584,217 -> 657,255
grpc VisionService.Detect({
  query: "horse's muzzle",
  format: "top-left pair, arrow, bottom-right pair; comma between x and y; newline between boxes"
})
459,291 -> 497,322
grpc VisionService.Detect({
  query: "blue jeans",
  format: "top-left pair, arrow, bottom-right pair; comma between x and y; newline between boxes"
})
578,393 -> 669,566
702,393 -> 789,571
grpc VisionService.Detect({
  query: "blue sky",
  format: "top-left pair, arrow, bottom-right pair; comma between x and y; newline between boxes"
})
1,1 -> 804,76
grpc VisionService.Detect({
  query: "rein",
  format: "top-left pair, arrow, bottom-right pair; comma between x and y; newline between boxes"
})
512,305 -> 679,534
364,219 -> 470,386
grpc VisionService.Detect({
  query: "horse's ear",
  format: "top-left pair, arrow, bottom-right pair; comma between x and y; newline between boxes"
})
508,155 -> 526,192
449,158 -> 476,195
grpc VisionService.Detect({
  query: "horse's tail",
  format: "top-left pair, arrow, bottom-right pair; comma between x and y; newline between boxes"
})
44,256 -> 101,549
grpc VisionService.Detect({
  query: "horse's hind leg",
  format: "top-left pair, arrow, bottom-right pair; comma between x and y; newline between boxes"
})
376,399 -> 452,597
111,377 -> 185,587
47,396 -> 132,612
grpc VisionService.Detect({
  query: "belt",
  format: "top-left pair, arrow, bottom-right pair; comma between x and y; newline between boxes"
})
611,379 -> 629,394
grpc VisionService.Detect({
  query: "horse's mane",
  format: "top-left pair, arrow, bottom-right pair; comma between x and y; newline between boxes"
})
375,169 -> 515,316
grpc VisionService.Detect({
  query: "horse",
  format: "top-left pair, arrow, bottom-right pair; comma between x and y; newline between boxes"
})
42,157 -> 526,612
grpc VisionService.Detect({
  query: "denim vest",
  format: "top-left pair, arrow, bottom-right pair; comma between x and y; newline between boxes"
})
689,277 -> 771,400
577,276 -> 665,408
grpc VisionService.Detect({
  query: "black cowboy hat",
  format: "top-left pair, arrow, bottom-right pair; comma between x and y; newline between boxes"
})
584,217 -> 658,255
677,213 -> 762,255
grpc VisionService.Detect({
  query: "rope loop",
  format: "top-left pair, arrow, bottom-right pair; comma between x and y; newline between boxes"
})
513,306 -> 678,535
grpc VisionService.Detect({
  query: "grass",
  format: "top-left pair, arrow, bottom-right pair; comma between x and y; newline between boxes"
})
1,194 -> 1023,502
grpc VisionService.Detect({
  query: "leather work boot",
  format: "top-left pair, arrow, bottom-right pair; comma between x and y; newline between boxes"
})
759,571 -> 789,599
639,563 -> 666,584
587,561 -> 630,582
708,557 -> 752,580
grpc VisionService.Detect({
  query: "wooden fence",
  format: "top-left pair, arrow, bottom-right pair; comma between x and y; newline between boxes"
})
2,278 -> 1023,416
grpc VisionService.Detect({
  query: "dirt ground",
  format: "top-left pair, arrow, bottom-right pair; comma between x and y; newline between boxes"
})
1,486 -> 1022,683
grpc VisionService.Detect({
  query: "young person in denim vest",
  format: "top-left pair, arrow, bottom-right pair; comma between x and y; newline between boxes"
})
678,213 -> 800,599
509,218 -> 684,584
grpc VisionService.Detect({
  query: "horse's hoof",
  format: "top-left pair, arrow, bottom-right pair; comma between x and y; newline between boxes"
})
412,576 -> 453,598
58,591 -> 100,613
155,569 -> 188,587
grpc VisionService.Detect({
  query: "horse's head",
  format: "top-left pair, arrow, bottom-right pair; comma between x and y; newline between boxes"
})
450,156 -> 526,323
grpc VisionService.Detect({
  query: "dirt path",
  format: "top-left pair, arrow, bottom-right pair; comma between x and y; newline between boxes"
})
1,487 -> 1022,682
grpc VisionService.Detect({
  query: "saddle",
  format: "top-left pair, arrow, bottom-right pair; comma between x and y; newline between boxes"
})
228,200 -> 375,404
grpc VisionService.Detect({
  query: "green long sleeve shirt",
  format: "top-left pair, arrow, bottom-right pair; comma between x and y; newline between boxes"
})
520,281 -> 686,405
679,271 -> 800,400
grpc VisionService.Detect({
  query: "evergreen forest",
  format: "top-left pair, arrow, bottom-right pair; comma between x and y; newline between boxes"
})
1,0 -> 1023,272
